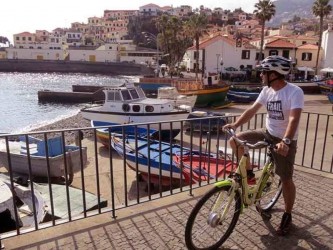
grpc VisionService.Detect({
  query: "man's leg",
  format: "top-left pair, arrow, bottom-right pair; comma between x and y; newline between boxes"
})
277,178 -> 295,236
282,178 -> 296,213
229,138 -> 251,170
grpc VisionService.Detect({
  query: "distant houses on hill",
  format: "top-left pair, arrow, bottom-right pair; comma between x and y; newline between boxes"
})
0,3 -> 332,76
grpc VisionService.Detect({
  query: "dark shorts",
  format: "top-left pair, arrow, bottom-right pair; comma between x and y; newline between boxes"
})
236,129 -> 297,181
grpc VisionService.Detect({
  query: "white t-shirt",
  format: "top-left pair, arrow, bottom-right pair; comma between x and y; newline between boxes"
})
256,82 -> 304,139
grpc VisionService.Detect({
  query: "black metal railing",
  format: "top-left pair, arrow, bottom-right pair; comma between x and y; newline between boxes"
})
0,112 -> 332,244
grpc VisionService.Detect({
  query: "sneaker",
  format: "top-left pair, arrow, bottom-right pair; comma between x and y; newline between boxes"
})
247,170 -> 256,185
277,212 -> 292,236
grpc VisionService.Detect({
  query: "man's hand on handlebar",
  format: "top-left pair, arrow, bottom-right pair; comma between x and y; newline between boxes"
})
222,123 -> 237,133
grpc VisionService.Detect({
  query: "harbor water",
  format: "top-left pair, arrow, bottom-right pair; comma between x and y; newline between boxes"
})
0,72 -> 138,133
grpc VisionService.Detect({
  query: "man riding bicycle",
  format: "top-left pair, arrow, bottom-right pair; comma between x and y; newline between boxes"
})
223,55 -> 304,235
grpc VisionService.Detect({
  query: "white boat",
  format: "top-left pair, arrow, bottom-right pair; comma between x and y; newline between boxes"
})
157,86 -> 197,110
0,136 -> 87,184
80,83 -> 191,139
0,174 -> 46,233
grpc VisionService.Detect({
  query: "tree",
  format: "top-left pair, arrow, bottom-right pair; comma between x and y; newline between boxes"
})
253,0 -> 276,62
0,36 -> 9,46
312,0 -> 332,75
184,13 -> 208,79
155,15 -> 192,75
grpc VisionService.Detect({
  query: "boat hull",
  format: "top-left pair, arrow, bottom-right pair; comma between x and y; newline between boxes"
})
81,109 -> 189,131
0,144 -> 87,179
179,86 -> 230,108
110,135 -> 188,185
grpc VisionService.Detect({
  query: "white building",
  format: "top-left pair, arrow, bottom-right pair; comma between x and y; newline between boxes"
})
182,35 -> 257,74
139,4 -> 161,16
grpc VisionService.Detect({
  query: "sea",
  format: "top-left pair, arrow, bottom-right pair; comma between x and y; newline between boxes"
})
0,72 -> 139,134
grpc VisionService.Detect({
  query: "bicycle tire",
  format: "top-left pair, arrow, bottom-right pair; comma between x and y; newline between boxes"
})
185,185 -> 241,250
256,168 -> 282,212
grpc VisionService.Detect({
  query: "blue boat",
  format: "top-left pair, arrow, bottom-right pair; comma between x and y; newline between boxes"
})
110,134 -> 227,186
227,90 -> 260,103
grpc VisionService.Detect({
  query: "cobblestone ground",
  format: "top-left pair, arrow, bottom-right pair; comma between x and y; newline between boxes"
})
3,169 -> 333,250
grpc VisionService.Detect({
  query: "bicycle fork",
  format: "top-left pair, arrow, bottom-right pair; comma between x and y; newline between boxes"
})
207,180 -> 238,228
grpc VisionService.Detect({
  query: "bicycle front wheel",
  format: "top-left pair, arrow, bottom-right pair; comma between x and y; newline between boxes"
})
256,169 -> 282,212
185,185 -> 241,250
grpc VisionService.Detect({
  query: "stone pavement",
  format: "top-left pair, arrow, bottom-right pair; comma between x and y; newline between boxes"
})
2,168 -> 333,250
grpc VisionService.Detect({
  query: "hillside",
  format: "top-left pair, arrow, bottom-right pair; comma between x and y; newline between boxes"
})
269,0 -> 315,26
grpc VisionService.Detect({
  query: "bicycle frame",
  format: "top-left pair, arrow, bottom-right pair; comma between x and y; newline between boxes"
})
214,144 -> 275,213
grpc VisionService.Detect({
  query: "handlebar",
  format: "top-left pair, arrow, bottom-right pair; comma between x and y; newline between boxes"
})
223,127 -> 272,149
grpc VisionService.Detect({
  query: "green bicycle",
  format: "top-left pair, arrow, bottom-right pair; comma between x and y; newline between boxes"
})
185,128 -> 282,250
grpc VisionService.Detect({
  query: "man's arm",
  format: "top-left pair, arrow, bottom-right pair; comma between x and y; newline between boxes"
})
276,108 -> 302,157
283,108 -> 302,140
232,102 -> 263,129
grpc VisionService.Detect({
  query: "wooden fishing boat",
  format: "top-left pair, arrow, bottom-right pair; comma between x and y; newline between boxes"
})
227,90 -> 260,103
0,136 -> 87,184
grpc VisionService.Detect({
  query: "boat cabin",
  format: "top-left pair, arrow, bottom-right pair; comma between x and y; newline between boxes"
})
101,85 -> 181,114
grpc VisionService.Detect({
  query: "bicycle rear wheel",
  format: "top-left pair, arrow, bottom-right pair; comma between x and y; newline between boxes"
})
185,185 -> 241,250
256,168 -> 282,212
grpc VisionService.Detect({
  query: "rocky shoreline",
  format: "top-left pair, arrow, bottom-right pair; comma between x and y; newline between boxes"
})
30,113 -> 93,144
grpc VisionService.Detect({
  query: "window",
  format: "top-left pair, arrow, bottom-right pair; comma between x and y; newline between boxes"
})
269,50 -> 278,56
132,105 -> 141,112
302,52 -> 312,61
194,51 -> 199,60
107,92 -> 115,101
241,50 -> 250,59
114,92 -> 121,101
129,89 -> 139,99
28,37 -> 32,41
255,52 -> 264,61
16,37 -> 19,40
282,50 -> 290,59
121,90 -> 132,100
145,106 -> 154,112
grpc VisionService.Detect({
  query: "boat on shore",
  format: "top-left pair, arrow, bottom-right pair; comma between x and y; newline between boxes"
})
110,134 -> 188,186
138,74 -> 230,108
317,79 -> 333,94
91,120 -> 157,147
110,134 -> 235,186
184,111 -> 231,132
0,136 -> 87,184
227,89 -> 260,103
80,83 -> 191,140
291,81 -> 321,94
157,86 -> 197,109
0,174 -> 46,233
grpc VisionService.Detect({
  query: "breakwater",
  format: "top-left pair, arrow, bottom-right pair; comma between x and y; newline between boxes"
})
0,59 -> 154,76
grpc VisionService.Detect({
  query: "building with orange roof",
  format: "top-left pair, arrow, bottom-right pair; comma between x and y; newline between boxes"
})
182,34 -> 257,74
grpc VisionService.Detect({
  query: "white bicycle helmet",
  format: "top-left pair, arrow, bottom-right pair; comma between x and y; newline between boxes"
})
258,56 -> 291,75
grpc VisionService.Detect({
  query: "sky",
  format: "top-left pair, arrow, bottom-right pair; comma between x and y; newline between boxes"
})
0,1 -> 258,44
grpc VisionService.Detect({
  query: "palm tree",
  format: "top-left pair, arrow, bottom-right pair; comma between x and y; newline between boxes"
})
312,0 -> 332,75
184,13 -> 208,79
253,0 -> 276,62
